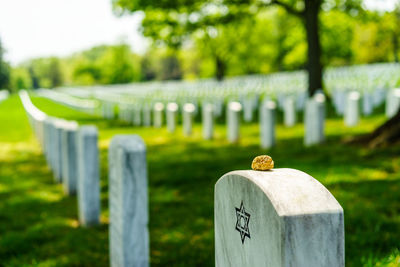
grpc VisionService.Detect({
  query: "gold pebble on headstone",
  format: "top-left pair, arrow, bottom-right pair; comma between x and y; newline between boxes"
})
251,155 -> 274,171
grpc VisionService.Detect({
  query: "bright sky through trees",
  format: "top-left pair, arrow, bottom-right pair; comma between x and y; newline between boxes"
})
0,0 -> 396,65
0,0 -> 147,65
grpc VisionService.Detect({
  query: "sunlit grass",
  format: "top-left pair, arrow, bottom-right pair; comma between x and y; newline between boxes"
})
0,94 -> 399,266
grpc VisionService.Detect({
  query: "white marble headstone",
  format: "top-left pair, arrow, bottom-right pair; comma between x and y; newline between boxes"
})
61,121 -> 79,195
183,103 -> 195,136
202,103 -> 214,140
153,102 -> 164,128
259,100 -> 276,149
215,169 -> 344,267
345,91 -> 360,127
77,125 -> 100,226
386,88 -> 400,118
166,102 -> 179,133
227,101 -> 242,143
109,135 -> 149,267
283,97 -> 296,127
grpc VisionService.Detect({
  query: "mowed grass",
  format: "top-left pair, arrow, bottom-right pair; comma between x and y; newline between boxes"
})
0,94 -> 399,266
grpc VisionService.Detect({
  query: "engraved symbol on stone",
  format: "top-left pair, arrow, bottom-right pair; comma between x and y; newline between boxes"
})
235,201 -> 251,244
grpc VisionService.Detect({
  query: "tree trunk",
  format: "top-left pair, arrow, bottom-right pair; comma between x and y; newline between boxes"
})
393,33 -> 399,63
348,109 -> 400,147
304,0 -> 323,97
215,56 -> 226,81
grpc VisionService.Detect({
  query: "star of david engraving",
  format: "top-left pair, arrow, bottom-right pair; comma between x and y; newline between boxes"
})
235,201 -> 251,244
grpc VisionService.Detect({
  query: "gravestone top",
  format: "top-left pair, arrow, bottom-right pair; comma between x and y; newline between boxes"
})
183,103 -> 196,112
263,100 -> 276,109
167,102 -> 178,111
154,102 -> 164,111
229,101 -> 242,111
63,120 -> 79,130
215,168 -> 344,267
349,91 -> 361,100
314,92 -> 326,102
216,168 -> 342,216
79,125 -> 98,135
109,134 -> 146,152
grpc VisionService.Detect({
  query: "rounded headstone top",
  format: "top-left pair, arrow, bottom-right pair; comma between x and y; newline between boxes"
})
228,101 -> 242,111
183,103 -> 196,113
349,91 -> 361,100
217,168 -> 343,216
263,100 -> 276,109
167,102 -> 179,111
314,92 -> 326,103
109,135 -> 146,153
79,125 -> 98,135
154,102 -> 164,111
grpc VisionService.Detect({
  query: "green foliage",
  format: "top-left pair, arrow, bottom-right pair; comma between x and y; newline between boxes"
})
23,57 -> 64,89
71,44 -> 141,85
9,67 -> 32,91
0,38 -> 10,90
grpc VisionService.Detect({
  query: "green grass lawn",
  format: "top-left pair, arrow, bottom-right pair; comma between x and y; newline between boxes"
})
0,94 -> 399,266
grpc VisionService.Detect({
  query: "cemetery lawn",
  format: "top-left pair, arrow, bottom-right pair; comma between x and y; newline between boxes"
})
0,94 -> 399,267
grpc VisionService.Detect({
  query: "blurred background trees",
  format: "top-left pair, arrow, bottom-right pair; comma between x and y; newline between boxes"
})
0,38 -> 10,91
0,1 -> 399,91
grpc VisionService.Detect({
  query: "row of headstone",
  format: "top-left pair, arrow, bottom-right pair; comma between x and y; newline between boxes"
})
19,90 -> 101,227
107,135 -> 344,266
38,88 -> 99,114
332,87 -> 396,123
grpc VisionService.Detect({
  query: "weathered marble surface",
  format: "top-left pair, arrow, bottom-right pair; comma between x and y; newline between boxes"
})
243,97 -> 254,122
215,169 -> 344,267
283,97 -> 296,127
304,93 -> 325,146
345,91 -> 360,127
133,106 -> 142,126
227,102 -> 242,143
53,119 -> 66,183
183,103 -> 195,136
77,125 -> 100,226
61,121 -> 79,195
109,135 -> 149,267
202,103 -> 214,140
153,102 -> 164,128
259,100 -> 276,149
362,92 -> 373,116
386,88 -> 400,118
166,102 -> 178,133
142,105 -> 151,127
43,119 -> 53,168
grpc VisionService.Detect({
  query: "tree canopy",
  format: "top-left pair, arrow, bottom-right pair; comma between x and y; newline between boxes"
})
0,38 -> 10,90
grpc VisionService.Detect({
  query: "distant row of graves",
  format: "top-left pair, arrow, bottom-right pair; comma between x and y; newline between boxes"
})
37,63 -> 400,148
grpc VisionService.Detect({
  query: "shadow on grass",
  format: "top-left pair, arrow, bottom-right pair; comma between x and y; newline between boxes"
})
0,149 -> 108,267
